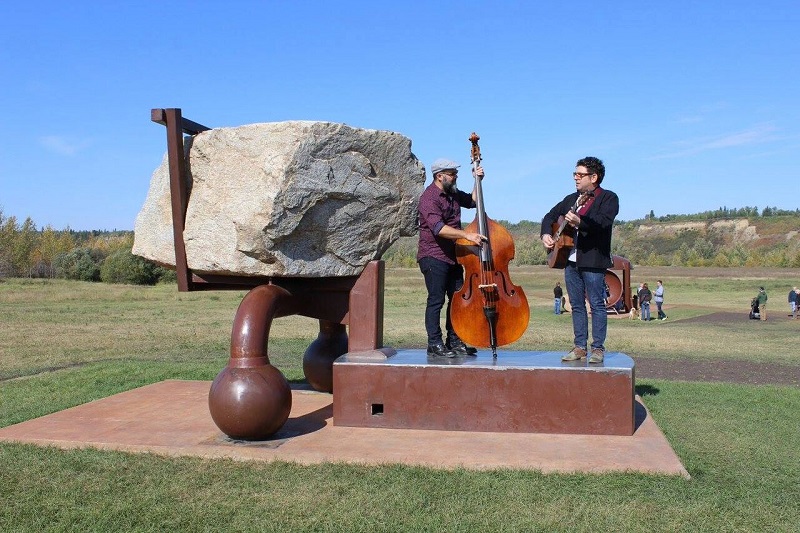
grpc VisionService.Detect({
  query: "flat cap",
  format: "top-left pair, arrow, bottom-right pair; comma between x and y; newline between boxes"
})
430,158 -> 460,175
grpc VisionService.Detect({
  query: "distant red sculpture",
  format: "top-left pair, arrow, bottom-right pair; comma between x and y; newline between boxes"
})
604,255 -> 633,313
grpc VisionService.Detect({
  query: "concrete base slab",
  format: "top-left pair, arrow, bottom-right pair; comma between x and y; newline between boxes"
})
0,380 -> 688,477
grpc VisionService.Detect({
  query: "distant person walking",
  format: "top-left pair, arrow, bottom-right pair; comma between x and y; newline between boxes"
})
789,286 -> 798,319
639,283 -> 652,321
553,282 -> 563,314
756,287 -> 768,321
795,288 -> 800,319
654,279 -> 667,320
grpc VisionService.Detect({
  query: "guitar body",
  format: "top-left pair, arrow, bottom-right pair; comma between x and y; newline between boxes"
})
546,216 -> 575,269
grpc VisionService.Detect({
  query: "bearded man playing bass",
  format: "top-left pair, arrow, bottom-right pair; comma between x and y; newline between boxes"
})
540,156 -> 619,364
417,158 -> 486,358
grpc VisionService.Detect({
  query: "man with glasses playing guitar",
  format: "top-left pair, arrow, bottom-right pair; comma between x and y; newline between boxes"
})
540,157 -> 619,364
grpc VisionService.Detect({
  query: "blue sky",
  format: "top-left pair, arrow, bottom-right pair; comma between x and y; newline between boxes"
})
1,1 -> 798,230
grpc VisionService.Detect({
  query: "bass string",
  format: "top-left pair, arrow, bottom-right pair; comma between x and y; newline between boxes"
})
481,231 -> 497,308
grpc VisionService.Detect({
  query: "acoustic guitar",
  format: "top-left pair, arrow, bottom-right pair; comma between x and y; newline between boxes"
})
546,192 -> 591,269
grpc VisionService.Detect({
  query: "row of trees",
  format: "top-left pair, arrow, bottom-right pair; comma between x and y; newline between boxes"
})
643,206 -> 800,222
2,209 -> 798,284
0,211 -> 174,284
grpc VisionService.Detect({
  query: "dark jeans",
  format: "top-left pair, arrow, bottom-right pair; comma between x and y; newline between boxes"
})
418,256 -> 464,346
564,263 -> 607,351
656,301 -> 666,319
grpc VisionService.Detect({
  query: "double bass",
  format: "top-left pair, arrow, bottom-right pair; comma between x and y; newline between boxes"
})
451,133 -> 530,357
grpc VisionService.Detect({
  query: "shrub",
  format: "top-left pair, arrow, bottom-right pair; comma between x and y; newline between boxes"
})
100,249 -> 160,285
53,247 -> 103,281
155,266 -> 178,284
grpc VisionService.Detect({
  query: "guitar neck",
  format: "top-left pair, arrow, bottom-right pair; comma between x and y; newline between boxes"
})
553,200 -> 580,239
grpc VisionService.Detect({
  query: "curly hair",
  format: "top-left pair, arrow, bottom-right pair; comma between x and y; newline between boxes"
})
576,156 -> 605,184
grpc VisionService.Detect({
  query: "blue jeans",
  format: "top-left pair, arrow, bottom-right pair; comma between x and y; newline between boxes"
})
641,302 -> 651,321
418,257 -> 464,346
564,263 -> 607,351
554,298 -> 561,314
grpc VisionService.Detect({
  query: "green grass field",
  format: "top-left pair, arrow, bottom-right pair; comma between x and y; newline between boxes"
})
1,267 -> 799,531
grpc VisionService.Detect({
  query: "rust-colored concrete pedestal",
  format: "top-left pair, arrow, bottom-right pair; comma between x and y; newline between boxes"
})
333,350 -> 635,436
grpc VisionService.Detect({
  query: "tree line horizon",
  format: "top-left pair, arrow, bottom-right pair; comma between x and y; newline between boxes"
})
1,205 -> 799,283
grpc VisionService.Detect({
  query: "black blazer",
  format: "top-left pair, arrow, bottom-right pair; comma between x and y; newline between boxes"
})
540,188 -> 619,269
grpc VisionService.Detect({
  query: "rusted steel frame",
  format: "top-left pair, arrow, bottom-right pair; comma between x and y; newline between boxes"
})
346,260 -> 384,351
180,263 -> 385,352
190,262 -> 385,351
150,108 -> 210,291
150,110 -> 209,136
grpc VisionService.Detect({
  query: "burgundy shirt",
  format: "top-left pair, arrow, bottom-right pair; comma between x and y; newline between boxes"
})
417,182 -> 476,264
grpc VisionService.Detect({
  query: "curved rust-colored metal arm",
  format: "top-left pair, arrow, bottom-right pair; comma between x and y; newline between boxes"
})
209,283 -> 300,439
229,284 -> 298,366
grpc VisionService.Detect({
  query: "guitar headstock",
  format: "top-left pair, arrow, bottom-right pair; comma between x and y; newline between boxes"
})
577,190 -> 595,206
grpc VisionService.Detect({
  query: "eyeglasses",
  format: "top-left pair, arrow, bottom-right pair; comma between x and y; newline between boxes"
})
441,171 -> 458,177
573,172 -> 594,178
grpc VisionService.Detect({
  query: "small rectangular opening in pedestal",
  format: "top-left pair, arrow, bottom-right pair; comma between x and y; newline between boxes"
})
371,403 -> 384,416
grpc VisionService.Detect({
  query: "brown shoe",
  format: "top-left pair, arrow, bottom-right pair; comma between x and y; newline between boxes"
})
562,347 -> 587,361
588,348 -> 605,364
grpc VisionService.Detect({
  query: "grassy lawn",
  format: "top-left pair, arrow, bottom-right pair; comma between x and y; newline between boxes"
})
1,267 -> 799,531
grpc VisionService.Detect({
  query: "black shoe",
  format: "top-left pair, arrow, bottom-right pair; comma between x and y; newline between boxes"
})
427,344 -> 456,358
446,339 -> 478,356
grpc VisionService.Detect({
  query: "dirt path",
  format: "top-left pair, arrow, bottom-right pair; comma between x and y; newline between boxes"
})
628,310 -> 800,386
635,357 -> 800,387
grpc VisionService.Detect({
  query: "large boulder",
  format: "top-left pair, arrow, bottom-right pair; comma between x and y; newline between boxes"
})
133,121 -> 425,277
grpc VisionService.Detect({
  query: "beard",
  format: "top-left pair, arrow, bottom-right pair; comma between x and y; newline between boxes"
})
442,180 -> 457,194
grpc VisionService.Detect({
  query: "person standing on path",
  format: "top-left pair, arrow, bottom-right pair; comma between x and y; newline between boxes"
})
654,279 -> 667,320
756,286 -> 768,321
639,283 -> 652,321
553,282 -> 563,314
795,288 -> 800,319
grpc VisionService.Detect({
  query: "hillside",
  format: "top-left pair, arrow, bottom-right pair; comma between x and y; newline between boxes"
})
384,215 -> 800,268
613,215 -> 800,267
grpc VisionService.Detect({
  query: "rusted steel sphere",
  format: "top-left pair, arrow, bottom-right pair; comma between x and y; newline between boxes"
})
303,321 -> 348,393
208,364 -> 292,440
